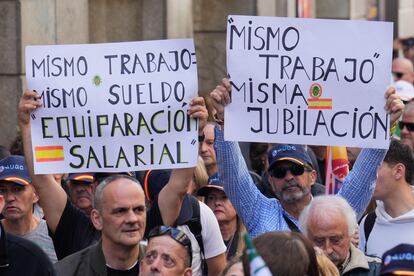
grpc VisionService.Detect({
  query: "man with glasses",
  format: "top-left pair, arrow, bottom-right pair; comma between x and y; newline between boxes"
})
209,78 -> 404,237
140,226 -> 193,276
392,57 -> 414,85
400,101 -> 414,152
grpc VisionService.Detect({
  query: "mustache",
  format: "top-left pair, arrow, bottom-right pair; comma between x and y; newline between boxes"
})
282,182 -> 302,191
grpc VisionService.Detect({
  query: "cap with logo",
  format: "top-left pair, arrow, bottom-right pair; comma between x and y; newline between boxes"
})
197,173 -> 224,197
66,173 -> 94,183
0,155 -> 31,186
267,144 -> 313,171
380,243 -> 414,275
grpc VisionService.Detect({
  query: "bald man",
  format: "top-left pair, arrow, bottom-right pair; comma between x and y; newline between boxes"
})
392,57 -> 414,85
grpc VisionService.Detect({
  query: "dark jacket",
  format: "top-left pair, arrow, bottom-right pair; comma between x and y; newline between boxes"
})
54,240 -> 146,276
0,223 -> 55,276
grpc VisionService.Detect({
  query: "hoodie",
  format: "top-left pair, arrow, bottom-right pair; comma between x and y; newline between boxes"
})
359,187 -> 414,257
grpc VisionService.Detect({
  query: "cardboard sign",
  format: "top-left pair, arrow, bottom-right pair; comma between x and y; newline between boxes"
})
226,15 -> 393,149
26,39 -> 198,174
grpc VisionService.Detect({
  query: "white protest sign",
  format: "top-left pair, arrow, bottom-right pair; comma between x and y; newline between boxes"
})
226,15 -> 393,148
26,39 -> 198,174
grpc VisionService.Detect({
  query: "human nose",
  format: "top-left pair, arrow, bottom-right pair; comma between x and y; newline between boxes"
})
150,256 -> 162,272
321,240 -> 334,255
125,209 -> 139,223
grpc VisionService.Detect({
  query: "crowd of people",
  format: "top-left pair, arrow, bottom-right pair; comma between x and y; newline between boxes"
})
1,48 -> 414,276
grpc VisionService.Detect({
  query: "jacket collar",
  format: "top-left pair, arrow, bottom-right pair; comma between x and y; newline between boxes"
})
0,223 -> 10,269
342,244 -> 370,274
89,240 -> 146,274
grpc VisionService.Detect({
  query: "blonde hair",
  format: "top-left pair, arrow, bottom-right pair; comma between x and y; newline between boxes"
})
315,247 -> 340,276
193,157 -> 209,195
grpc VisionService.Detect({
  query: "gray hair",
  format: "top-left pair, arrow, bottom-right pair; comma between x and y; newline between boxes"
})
299,195 -> 357,236
93,174 -> 142,211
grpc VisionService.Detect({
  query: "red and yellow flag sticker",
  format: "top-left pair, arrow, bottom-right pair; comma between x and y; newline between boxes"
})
35,146 -> 64,162
308,98 -> 332,109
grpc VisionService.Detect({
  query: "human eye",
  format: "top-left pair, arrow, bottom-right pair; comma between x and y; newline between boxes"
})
133,206 -> 145,214
330,236 -> 343,245
112,208 -> 127,215
162,254 -> 176,268
13,186 -> 25,193
0,187 -> 6,194
145,251 -> 157,264
313,238 -> 325,246
206,195 -> 215,202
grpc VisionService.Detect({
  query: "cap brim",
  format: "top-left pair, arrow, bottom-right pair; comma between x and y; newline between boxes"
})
0,177 -> 30,186
197,185 -> 224,197
268,157 -> 305,171
176,195 -> 193,225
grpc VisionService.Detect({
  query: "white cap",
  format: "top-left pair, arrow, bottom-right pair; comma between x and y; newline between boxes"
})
392,80 -> 414,101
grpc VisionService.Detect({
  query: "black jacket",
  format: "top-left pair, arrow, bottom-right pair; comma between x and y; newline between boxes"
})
0,223 -> 55,276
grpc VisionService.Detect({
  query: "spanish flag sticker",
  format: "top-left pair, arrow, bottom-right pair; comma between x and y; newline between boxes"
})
307,83 -> 332,110
35,146 -> 64,162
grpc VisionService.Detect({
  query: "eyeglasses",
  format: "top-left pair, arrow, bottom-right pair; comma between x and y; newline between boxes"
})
148,225 -> 192,266
392,71 -> 405,79
270,163 -> 307,179
399,121 -> 414,132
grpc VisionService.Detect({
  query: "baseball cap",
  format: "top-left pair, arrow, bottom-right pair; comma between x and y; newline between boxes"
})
197,173 -> 224,197
66,173 -> 94,183
267,144 -> 313,171
380,244 -> 414,275
0,155 -> 31,186
392,80 -> 414,102
143,170 -> 193,224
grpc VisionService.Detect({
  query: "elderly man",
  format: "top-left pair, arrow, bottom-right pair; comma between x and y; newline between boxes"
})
65,173 -> 95,216
209,78 -> 403,237
140,226 -> 193,276
299,195 -> 381,275
392,57 -> 414,85
199,123 -> 218,176
0,155 -> 57,262
399,101 -> 414,151
0,194 -> 55,275
55,175 -> 146,275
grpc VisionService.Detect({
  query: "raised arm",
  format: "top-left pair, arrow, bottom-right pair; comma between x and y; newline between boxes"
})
18,90 -> 68,233
158,96 -> 208,226
338,87 -> 404,219
210,79 -> 288,237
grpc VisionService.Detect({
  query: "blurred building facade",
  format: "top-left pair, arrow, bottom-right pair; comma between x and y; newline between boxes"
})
0,0 -> 413,147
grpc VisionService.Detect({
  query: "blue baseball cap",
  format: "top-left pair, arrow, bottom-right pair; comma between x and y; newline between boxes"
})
197,173 -> 224,196
267,144 -> 313,171
66,173 -> 94,183
144,169 -> 193,225
380,244 -> 414,275
0,155 -> 31,186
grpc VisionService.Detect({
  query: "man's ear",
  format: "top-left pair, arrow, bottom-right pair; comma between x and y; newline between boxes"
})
394,163 -> 405,181
184,267 -> 192,276
90,209 -> 103,231
309,169 -> 317,185
0,195 -> 4,213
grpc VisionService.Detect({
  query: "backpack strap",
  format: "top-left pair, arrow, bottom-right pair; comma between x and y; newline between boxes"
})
363,212 -> 377,253
186,196 -> 207,275
283,213 -> 301,232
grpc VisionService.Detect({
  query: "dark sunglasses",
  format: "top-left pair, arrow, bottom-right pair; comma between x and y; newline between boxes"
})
399,121 -> 414,132
392,71 -> 404,79
148,225 -> 192,265
270,163 -> 307,179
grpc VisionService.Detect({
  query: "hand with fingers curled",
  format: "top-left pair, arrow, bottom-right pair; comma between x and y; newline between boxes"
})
18,90 -> 43,127
188,96 -> 208,135
384,87 -> 404,126
209,78 -> 231,125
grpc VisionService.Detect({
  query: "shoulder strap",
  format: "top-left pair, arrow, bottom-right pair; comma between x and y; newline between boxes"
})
283,213 -> 301,232
186,196 -> 208,275
363,212 -> 377,253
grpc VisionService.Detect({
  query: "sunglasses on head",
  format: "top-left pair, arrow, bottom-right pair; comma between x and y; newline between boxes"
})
399,121 -> 414,132
392,71 -> 405,79
270,163 -> 308,179
148,225 -> 192,265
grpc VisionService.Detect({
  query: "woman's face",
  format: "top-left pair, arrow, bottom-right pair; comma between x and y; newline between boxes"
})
205,189 -> 237,223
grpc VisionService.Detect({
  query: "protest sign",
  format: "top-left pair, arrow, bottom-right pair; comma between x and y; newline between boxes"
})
26,39 -> 198,174
225,15 -> 393,148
